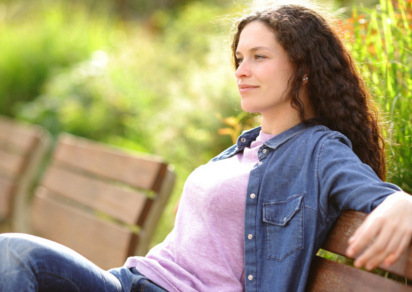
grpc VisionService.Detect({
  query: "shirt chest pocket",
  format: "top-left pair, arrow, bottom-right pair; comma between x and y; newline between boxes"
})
262,194 -> 304,261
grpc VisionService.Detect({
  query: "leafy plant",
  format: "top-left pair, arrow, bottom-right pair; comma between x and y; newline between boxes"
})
345,0 -> 412,192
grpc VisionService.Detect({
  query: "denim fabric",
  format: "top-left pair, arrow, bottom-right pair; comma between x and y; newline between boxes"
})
0,233 -> 167,292
110,267 -> 167,292
212,123 -> 402,292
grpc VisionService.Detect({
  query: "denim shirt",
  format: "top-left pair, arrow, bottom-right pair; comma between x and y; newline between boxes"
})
211,123 -> 401,292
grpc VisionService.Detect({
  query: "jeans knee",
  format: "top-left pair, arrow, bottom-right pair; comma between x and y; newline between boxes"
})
0,233 -> 38,251
0,233 -> 39,267
0,233 -> 68,282
0,233 -> 115,292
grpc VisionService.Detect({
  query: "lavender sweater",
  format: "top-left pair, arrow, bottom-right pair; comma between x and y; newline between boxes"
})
124,131 -> 274,291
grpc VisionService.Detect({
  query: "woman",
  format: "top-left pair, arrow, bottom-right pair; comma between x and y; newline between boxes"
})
1,4 -> 411,292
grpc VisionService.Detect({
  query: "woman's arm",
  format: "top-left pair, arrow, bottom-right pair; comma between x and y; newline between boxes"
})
346,191 -> 412,270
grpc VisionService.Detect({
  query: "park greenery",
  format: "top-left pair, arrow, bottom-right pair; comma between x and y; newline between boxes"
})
0,0 -> 411,244
346,0 -> 412,192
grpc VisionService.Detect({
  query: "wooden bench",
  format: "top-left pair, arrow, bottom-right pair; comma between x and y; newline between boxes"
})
30,133 -> 176,270
308,210 -> 412,291
0,116 -> 50,232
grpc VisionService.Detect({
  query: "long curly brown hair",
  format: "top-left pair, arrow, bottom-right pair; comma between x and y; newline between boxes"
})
231,4 -> 386,180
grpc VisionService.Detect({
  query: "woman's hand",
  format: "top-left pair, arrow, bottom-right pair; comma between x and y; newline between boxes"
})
346,191 -> 412,270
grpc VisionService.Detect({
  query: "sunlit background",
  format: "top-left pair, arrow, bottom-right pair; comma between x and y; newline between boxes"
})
0,0 -> 410,245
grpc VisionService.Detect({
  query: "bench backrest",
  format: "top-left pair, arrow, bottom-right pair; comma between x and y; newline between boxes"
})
307,210 -> 412,291
30,133 -> 176,269
0,116 -> 50,231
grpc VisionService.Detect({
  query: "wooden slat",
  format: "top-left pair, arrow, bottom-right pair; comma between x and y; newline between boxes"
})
307,257 -> 412,292
0,117 -> 40,155
322,210 -> 366,253
40,164 -> 151,225
323,210 -> 412,280
30,190 -> 135,269
0,149 -> 25,177
0,177 -> 14,218
53,134 -> 167,191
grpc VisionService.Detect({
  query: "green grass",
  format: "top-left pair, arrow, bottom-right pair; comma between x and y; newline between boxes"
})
346,0 -> 412,192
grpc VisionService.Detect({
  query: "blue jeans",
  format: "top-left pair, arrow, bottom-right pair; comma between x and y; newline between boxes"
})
0,233 -> 167,292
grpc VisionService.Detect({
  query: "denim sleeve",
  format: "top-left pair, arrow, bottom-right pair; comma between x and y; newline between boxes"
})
317,133 -> 402,216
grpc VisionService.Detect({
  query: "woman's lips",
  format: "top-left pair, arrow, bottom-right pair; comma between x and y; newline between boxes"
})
238,84 -> 259,93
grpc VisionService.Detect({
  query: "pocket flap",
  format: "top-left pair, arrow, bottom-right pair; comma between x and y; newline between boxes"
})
263,194 -> 304,226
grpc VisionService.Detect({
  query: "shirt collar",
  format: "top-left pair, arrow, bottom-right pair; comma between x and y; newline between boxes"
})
237,123 -> 311,151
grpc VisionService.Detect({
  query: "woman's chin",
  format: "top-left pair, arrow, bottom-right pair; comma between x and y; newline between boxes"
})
240,103 -> 260,114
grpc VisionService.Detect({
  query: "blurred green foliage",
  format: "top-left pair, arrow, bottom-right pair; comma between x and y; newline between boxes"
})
15,1 -> 240,169
345,0 -> 412,192
0,1 -> 113,116
0,0 -> 411,245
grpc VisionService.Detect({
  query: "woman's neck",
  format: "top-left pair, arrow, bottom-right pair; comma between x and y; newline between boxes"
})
260,92 -> 315,135
260,107 -> 302,135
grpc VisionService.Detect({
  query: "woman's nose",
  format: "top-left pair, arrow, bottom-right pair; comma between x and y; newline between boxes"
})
235,61 -> 251,78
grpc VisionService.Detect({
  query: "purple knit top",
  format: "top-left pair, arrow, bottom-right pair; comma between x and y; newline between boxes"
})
124,130 -> 275,291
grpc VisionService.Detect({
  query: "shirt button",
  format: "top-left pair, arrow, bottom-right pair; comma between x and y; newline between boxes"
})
248,275 -> 254,281
248,234 -> 253,240
258,161 -> 263,166
250,193 -> 256,199
241,137 -> 246,143
283,217 -> 287,222
262,148 -> 267,153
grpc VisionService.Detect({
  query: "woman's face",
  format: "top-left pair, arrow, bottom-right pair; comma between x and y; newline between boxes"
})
235,21 -> 295,116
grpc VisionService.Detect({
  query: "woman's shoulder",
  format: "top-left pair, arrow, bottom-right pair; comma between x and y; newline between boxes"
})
303,124 -> 353,149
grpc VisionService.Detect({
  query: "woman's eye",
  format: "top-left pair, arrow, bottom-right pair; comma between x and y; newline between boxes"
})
255,55 -> 266,60
236,58 -> 243,64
